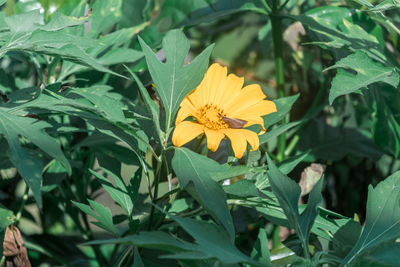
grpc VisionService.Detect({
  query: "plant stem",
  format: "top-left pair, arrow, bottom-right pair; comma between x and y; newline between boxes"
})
271,1 -> 287,162
302,239 -> 311,261
148,151 -> 164,230
15,184 -> 30,223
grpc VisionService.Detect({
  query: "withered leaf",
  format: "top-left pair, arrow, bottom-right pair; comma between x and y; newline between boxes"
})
3,226 -> 31,267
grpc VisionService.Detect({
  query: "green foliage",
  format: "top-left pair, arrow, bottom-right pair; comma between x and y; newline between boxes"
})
172,147 -> 234,240
139,30 -> 214,134
0,0 -> 400,266
327,50 -> 399,104
343,171 -> 400,266
267,156 -> 324,260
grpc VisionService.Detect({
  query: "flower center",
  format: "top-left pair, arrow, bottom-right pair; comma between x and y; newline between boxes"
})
197,104 -> 229,130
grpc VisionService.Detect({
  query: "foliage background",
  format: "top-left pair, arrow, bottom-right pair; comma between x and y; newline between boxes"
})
0,0 -> 400,266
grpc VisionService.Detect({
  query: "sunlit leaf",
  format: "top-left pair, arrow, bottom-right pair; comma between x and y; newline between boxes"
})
139,29 -> 214,131
172,147 -> 234,240
327,50 -> 399,104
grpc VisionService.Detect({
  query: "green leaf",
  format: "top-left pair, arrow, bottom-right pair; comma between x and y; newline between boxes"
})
88,0 -> 123,37
139,29 -> 214,131
85,230 -> 198,252
133,247 -> 145,267
277,152 -> 309,175
0,0 -> 6,7
166,214 -> 260,265
0,107 -> 71,207
368,0 -> 400,12
259,121 -> 302,144
124,66 -> 162,142
298,117 -> 383,161
350,240 -> 400,266
171,147 -> 234,241
89,168 -> 134,216
251,226 -> 271,266
264,94 -> 299,129
97,48 -> 143,65
39,11 -> 89,31
224,180 -> 266,199
0,206 -> 15,229
266,155 -> 324,254
4,9 -> 43,32
327,51 -> 399,104
72,200 -> 120,236
342,171 -> 400,265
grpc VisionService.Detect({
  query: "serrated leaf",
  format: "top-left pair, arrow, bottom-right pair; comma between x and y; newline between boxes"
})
139,29 -> 214,131
266,155 -> 324,254
72,200 -> 119,236
172,147 -> 234,241
327,51 -> 400,104
0,107 -> 71,207
85,230 -> 197,252
39,11 -> 89,31
342,171 -> 400,265
89,168 -> 134,216
167,214 -> 261,265
4,9 -> 43,32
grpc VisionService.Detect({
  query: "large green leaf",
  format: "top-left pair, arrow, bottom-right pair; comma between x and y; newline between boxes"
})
139,29 -> 214,131
342,171 -> 400,266
0,107 -> 71,207
266,155 -> 324,255
171,147 -> 234,240
0,10 -> 124,78
366,85 -> 400,157
165,214 -> 260,265
327,50 -> 399,104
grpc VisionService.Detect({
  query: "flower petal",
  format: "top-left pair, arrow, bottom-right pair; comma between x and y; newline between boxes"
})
223,129 -> 260,158
233,100 -> 277,118
205,63 -> 228,105
176,98 -> 198,124
244,129 -> 260,151
172,121 -> 204,147
225,84 -> 267,115
222,129 -> 247,158
204,128 -> 225,152
216,73 -> 244,111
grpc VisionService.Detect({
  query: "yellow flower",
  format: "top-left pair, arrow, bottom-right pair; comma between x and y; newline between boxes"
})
172,63 -> 277,158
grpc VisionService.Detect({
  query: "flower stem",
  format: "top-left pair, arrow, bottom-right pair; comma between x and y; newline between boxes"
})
271,1 -> 287,162
148,151 -> 164,230
15,184 -> 30,223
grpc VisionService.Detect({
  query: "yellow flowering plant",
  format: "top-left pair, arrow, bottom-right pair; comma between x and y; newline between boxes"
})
172,63 -> 277,158
4,0 -> 400,265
